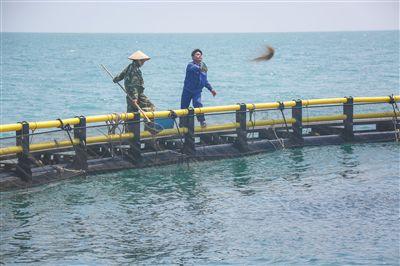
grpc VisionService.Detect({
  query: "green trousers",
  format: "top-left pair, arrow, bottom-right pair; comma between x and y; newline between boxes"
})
126,93 -> 155,113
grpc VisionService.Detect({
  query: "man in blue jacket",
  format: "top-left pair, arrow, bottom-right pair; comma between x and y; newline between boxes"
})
181,49 -> 217,128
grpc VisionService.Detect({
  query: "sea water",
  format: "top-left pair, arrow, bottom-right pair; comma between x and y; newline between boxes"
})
1,31 -> 399,264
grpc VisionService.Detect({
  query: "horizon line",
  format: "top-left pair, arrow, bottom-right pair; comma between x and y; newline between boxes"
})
1,29 -> 399,34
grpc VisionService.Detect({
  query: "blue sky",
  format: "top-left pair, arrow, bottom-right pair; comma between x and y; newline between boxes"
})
1,1 -> 399,33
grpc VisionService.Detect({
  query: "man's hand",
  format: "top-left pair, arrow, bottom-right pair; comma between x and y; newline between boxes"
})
131,99 -> 138,106
211,90 -> 217,97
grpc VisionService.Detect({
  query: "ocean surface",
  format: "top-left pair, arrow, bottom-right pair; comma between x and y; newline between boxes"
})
1,31 -> 399,264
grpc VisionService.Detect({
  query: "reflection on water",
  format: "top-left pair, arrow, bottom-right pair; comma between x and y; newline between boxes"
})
284,148 -> 311,184
339,144 -> 361,179
231,159 -> 255,196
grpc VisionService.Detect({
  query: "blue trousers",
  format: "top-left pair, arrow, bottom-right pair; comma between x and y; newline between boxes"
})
180,90 -> 205,122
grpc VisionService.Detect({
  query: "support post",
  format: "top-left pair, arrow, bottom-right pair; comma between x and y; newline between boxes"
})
291,100 -> 303,144
234,103 -> 248,152
16,122 -> 32,181
343,96 -> 354,141
72,116 -> 88,170
182,107 -> 195,155
126,112 -> 142,163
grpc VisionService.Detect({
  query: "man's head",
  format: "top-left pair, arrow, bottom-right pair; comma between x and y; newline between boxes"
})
191,49 -> 203,64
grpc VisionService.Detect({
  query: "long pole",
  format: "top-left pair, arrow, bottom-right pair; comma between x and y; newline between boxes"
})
100,64 -> 151,122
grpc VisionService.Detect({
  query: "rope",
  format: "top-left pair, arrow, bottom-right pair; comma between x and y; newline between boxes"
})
169,110 -> 185,148
305,103 -> 310,135
169,110 -> 191,167
56,118 -> 75,147
170,110 -> 194,167
142,111 -> 162,162
14,119 -> 84,176
94,127 -> 116,159
271,125 -> 285,149
389,95 -> 400,142
248,104 -> 256,143
247,107 -> 284,150
105,113 -> 124,157
56,118 -> 85,170
278,101 -> 290,135
106,113 -> 122,135
28,122 -> 38,145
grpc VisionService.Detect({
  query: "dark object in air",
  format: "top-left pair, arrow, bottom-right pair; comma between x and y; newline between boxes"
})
253,46 -> 275,62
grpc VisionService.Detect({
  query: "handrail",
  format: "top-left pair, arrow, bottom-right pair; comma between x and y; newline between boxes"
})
0,113 -> 135,133
0,110 -> 398,156
1,96 -> 398,133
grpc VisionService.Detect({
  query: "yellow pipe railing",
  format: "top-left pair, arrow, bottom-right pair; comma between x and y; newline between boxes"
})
353,111 -> 400,119
2,110 -> 397,156
0,117 -> 286,156
0,96 -> 399,156
353,96 -> 400,103
0,146 -> 23,156
302,98 -> 347,106
0,113 -> 135,133
303,115 -> 347,123
1,96 -> 398,133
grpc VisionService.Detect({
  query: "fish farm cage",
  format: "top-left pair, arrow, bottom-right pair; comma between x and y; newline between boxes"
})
0,95 -> 399,191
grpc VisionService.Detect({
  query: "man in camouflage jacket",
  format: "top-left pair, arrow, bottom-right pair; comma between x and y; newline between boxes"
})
113,50 -> 155,113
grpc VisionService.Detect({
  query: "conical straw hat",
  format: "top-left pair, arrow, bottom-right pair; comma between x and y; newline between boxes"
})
128,50 -> 151,61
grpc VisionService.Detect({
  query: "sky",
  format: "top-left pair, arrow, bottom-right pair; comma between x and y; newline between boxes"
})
1,0 -> 399,33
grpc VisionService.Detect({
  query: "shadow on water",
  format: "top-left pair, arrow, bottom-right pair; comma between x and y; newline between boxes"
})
339,144 -> 361,179
230,158 -> 255,196
283,148 -> 311,186
231,158 -> 250,183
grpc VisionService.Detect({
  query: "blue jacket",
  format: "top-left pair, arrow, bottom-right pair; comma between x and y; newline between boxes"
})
183,61 -> 213,93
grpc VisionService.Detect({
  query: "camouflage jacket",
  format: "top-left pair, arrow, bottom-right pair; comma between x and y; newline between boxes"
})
114,60 -> 144,99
